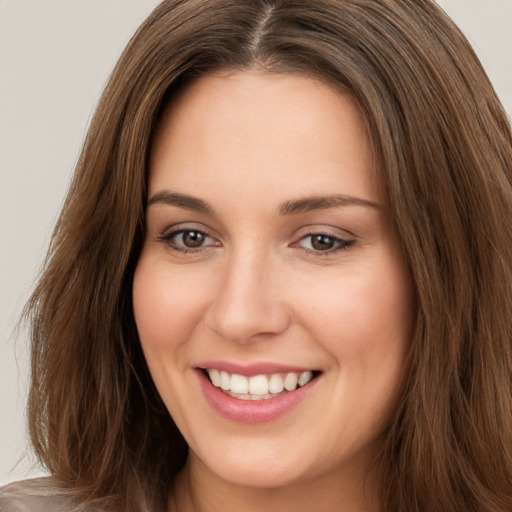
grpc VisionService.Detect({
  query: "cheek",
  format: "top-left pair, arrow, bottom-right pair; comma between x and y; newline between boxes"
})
132,254 -> 204,424
300,268 -> 412,349
310,267 -> 413,432
132,254 -> 209,350
295,256 -> 414,411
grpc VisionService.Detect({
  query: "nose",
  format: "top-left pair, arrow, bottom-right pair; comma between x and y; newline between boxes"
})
204,250 -> 291,344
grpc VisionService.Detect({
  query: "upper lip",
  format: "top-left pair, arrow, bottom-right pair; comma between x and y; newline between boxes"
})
197,360 -> 319,377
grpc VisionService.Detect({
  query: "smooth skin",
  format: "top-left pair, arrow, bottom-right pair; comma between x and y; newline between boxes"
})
133,70 -> 415,512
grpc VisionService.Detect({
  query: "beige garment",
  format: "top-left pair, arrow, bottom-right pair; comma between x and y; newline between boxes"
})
0,478 -> 98,512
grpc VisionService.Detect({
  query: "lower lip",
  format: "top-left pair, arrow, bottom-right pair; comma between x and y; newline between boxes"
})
197,370 -> 319,423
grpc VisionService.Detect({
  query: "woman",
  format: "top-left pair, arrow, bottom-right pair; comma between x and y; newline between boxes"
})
1,0 -> 511,511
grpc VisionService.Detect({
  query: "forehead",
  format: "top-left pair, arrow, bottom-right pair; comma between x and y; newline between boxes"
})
149,70 -> 380,207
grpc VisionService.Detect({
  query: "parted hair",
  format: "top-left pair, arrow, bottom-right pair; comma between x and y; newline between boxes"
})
25,0 -> 512,511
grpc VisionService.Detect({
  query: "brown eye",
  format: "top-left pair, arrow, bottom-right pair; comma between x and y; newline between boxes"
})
298,233 -> 354,254
310,234 -> 336,251
161,229 -> 219,252
182,230 -> 206,248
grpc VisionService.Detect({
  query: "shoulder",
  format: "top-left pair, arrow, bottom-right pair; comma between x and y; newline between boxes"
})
0,477 -> 96,512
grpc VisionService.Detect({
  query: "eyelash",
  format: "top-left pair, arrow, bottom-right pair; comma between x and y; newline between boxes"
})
157,228 -> 355,255
158,228 -> 219,254
295,232 -> 355,255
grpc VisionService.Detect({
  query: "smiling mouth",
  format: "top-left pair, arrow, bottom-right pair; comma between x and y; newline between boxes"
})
203,368 -> 321,401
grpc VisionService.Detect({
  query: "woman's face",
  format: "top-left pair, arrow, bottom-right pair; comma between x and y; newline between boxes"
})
133,71 -> 414,490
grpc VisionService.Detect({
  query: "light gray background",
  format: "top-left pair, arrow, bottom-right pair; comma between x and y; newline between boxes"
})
1,0 -> 511,485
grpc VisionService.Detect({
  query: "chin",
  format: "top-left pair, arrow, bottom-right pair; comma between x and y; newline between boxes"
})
190,440 -> 314,489
209,461 -> 304,489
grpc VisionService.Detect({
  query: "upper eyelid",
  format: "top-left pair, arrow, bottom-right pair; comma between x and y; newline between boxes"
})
292,224 -> 358,240
159,222 -> 216,237
165,228 -> 213,238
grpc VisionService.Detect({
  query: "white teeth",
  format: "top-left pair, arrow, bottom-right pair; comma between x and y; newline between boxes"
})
230,373 -> 249,394
283,372 -> 298,391
206,368 -> 316,397
268,374 -> 284,394
249,375 -> 268,395
298,371 -> 313,387
220,371 -> 231,390
208,369 -> 221,387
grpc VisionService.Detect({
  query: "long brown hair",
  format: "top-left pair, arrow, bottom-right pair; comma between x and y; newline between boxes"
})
25,1 -> 512,510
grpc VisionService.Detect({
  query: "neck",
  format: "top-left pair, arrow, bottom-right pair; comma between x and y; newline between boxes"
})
169,453 -> 381,512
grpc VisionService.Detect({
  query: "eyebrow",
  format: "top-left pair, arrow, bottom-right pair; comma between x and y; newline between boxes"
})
147,191 -> 214,215
278,195 -> 381,215
147,190 -> 381,216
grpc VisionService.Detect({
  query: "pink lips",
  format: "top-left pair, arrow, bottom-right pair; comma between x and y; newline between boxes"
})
196,363 -> 319,423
